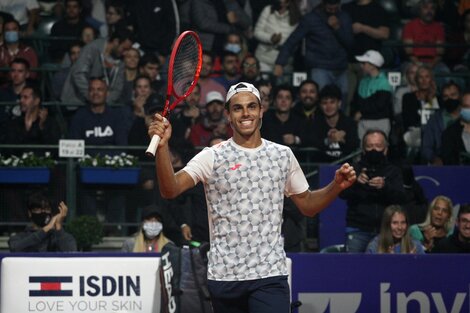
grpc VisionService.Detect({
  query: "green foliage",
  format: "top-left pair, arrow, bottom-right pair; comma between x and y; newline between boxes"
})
78,153 -> 139,168
66,215 -> 104,251
0,152 -> 56,167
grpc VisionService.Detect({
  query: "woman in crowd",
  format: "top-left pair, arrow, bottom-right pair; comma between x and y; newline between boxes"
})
121,205 -> 171,253
366,205 -> 425,254
122,47 -> 141,103
409,195 -> 454,252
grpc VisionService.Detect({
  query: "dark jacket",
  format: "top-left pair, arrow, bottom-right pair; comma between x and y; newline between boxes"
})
261,110 -> 306,147
440,120 -> 467,165
432,232 -> 470,253
340,159 -> 406,232
276,7 -> 353,71
8,225 -> 77,252
5,115 -> 61,144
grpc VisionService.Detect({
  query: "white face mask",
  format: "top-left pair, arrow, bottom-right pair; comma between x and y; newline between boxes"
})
142,221 -> 163,238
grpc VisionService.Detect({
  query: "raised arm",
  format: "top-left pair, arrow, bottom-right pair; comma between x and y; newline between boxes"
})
291,163 -> 356,217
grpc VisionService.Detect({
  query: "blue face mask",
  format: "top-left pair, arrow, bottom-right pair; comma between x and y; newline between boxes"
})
461,108 -> 470,123
4,31 -> 19,43
224,43 -> 241,54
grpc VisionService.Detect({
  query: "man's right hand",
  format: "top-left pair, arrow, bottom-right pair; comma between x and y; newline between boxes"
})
42,215 -> 59,233
148,113 -> 172,147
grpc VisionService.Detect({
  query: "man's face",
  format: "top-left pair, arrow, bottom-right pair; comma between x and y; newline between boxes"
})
324,3 -> 340,15
419,3 -> 435,23
141,63 -> 159,81
69,45 -> 81,64
457,213 -> 470,242
20,88 -> 39,113
124,49 -> 140,70
186,85 -> 201,106
226,92 -> 263,138
65,0 -> 81,20
416,68 -> 433,91
390,212 -> 407,240
88,79 -> 108,106
320,97 -> 340,118
206,101 -> 225,122
442,85 -> 460,101
10,63 -> 29,86
299,83 -> 318,110
111,39 -> 132,60
4,21 -> 19,32
364,132 -> 388,155
274,89 -> 293,113
201,54 -> 213,78
259,85 -> 271,113
223,56 -> 239,76
134,78 -> 151,98
241,57 -> 259,80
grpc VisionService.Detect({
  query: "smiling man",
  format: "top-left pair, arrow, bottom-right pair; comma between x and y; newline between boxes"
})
148,82 -> 356,313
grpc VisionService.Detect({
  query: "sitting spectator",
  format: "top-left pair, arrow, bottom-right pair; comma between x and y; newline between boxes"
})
99,1 -> 128,38
121,47 -> 141,104
432,203 -> 470,253
189,91 -> 232,147
291,79 -> 319,122
351,50 -> 393,140
8,193 -> 77,252
253,0 -> 300,74
256,79 -> 272,113
123,75 -> 153,134
214,32 -> 250,74
61,28 -> 134,106
440,90 -> 470,165
174,83 -> 201,135
393,62 -> 418,117
121,205 -> 171,253
366,205 -> 425,254
340,129 -> 405,252
213,51 -> 240,91
239,55 -> 263,85
5,85 -> 61,144
306,84 -> 359,162
51,41 -> 83,101
81,25 -> 98,45
0,18 -> 38,82
421,81 -> 461,165
138,53 -> 165,96
0,0 -> 39,36
197,51 -> 226,109
409,195 -> 454,252
261,84 -> 305,147
49,0 -> 90,63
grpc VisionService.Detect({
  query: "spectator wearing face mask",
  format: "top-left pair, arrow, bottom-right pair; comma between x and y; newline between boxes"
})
8,192 -> 77,252
121,205 -> 172,253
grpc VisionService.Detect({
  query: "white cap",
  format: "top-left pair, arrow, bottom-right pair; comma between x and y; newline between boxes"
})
205,91 -> 225,105
355,50 -> 384,68
226,82 -> 261,103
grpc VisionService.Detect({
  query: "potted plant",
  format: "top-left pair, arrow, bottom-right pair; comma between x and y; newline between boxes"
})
66,215 -> 104,251
0,152 -> 55,184
78,153 -> 140,184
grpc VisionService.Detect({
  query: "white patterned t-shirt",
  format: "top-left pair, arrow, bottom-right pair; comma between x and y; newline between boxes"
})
183,138 -> 309,281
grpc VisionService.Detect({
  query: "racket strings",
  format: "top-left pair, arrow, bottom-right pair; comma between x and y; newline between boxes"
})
172,35 -> 200,98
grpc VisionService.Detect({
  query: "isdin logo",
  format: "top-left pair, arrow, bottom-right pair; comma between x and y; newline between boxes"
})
298,292 -> 362,313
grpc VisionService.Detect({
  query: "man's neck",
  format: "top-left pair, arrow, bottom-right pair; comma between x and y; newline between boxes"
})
13,82 -> 26,95
369,68 -> 380,78
67,16 -> 80,24
275,111 -> 290,123
232,131 -> 263,149
326,114 -> 339,128
7,42 -> 19,53
91,104 -> 106,114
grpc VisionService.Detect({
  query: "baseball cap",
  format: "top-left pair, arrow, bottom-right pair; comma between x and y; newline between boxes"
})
355,50 -> 384,68
226,82 -> 261,103
205,91 -> 225,105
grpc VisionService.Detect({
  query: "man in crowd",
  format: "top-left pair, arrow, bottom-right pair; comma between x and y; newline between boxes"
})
433,204 -> 470,253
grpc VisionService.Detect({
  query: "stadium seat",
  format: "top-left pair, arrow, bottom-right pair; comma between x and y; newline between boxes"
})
319,244 -> 345,253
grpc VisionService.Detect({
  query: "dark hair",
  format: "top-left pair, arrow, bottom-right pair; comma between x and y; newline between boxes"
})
27,192 -> 51,211
271,0 -> 301,25
299,79 -> 319,93
23,84 -> 42,101
133,74 -> 151,89
3,18 -> 19,30
362,128 -> 389,149
68,40 -> 84,52
241,55 -> 260,69
441,81 -> 461,94
221,50 -> 238,62
458,204 -> 470,218
139,53 -> 160,68
108,27 -> 134,44
319,84 -> 341,101
65,0 -> 82,7
273,84 -> 294,101
10,57 -> 30,70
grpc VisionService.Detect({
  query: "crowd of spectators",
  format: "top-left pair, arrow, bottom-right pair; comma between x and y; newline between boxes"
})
0,0 -> 470,253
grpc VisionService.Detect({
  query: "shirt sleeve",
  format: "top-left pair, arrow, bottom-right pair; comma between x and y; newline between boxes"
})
182,147 -> 214,185
285,150 -> 309,197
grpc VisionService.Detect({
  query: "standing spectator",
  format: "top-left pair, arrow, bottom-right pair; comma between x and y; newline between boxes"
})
274,0 -> 353,104
99,1 -> 128,38
50,41 -> 83,101
440,91 -> 470,165
351,50 -> 393,140
366,205 -> 425,254
0,19 -> 38,82
432,204 -> 470,253
307,84 -> 359,162
261,84 -> 305,147
410,195 -> 454,252
5,85 -> 61,144
197,51 -> 226,109
49,0 -> 90,63
8,193 -> 77,252
253,0 -> 300,73
340,129 -> 405,252
61,28 -> 134,105
121,47 -> 140,103
212,51 -> 240,91
0,0 -> 39,36
80,25 -> 98,45
421,81 -> 461,165
189,91 -> 232,147
393,62 -> 418,117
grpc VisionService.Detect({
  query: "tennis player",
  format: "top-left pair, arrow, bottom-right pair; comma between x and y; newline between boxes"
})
149,82 -> 356,313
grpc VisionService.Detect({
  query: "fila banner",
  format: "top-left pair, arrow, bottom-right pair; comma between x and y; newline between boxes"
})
1,257 -> 161,313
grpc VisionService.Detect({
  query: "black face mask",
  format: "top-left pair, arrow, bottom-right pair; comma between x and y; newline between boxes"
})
363,149 -> 386,165
31,212 -> 51,227
442,99 -> 460,113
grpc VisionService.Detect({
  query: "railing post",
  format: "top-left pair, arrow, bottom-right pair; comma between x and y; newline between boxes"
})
66,158 -> 77,219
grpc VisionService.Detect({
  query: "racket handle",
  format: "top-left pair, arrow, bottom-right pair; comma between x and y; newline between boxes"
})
146,135 -> 161,157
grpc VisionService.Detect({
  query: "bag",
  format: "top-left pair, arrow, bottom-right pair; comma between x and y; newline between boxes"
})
160,242 -> 213,313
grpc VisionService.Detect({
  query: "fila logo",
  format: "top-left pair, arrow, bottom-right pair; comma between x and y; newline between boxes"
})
29,276 -> 73,297
298,292 -> 362,313
85,126 -> 114,138
230,164 -> 242,170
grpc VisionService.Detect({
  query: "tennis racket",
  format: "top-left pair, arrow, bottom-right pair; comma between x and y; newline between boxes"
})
146,30 -> 202,157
